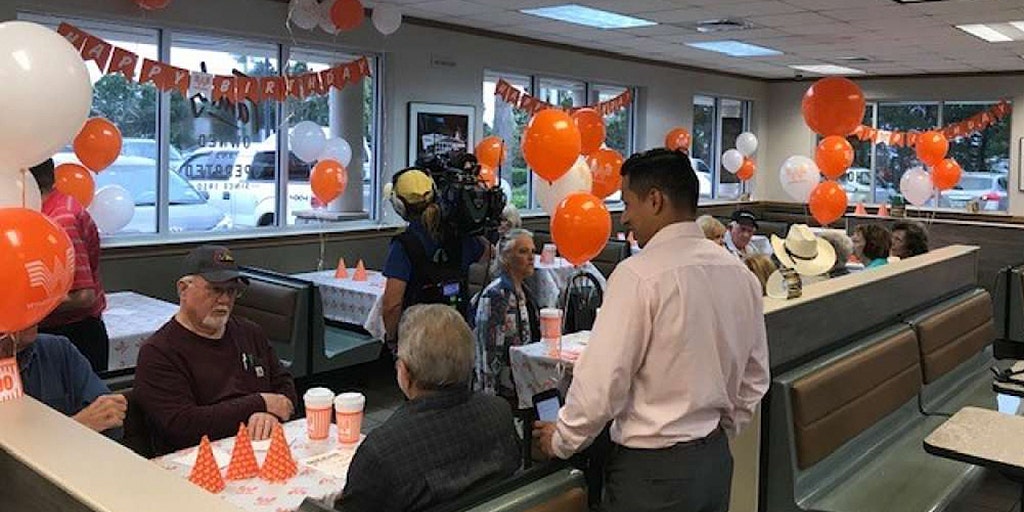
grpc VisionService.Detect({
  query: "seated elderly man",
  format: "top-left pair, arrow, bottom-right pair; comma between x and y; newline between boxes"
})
724,209 -> 771,258
473,229 -> 541,405
134,245 -> 296,454
338,304 -> 520,512
5,325 -> 125,438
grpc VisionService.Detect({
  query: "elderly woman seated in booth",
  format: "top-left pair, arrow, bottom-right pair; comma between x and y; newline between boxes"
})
853,224 -> 892,269
471,229 -> 541,406
890,220 -> 929,260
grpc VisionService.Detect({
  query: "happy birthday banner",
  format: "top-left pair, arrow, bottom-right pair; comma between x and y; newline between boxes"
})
56,22 -> 371,103
493,78 -> 632,116
852,100 -> 1011,147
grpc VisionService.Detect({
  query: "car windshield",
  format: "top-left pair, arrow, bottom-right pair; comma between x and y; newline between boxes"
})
122,141 -> 184,162
955,177 -> 996,190
95,164 -> 206,206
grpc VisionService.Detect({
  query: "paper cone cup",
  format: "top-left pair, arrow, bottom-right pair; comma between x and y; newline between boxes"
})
353,259 -> 368,282
189,436 -> 225,493
258,423 -> 297,482
226,423 -> 259,480
334,257 -> 349,279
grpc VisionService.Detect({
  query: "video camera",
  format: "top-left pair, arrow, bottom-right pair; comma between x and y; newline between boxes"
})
415,150 -> 506,241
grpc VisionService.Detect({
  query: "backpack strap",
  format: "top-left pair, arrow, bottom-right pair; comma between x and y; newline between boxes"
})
394,231 -> 431,309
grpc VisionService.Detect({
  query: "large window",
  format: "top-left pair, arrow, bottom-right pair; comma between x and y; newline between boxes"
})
21,12 -> 380,240
483,71 -> 635,211
847,101 -> 1010,211
692,95 -> 752,200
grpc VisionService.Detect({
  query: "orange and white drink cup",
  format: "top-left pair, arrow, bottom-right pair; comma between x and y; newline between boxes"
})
540,308 -> 563,354
540,244 -> 557,265
304,387 -> 335,440
334,392 -> 366,444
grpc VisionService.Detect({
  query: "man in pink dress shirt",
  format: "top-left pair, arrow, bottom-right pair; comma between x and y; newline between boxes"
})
533,148 -> 770,512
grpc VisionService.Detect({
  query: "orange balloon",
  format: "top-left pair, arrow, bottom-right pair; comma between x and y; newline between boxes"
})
310,159 -> 348,204
802,77 -> 866,137
74,118 -> 122,172
665,127 -> 691,152
475,136 -> 506,169
55,163 -> 96,208
736,158 -> 756,181
815,136 -> 854,180
808,181 -> 848,226
572,108 -> 606,156
551,192 -> 612,266
330,0 -> 365,31
478,164 -> 498,188
0,208 -> 74,333
587,148 -> 623,199
932,158 -> 962,191
522,109 -> 581,183
916,131 -> 949,167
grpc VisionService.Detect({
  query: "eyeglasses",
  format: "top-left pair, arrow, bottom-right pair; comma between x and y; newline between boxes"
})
204,282 -> 246,299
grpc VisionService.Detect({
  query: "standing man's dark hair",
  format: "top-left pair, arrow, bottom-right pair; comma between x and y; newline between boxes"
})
620,148 -> 699,216
29,158 -> 55,193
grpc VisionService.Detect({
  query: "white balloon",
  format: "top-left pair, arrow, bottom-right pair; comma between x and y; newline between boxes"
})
722,149 -> 744,174
779,155 -> 820,203
500,178 -> 513,203
736,132 -> 758,157
289,0 -> 320,30
372,4 -> 403,35
291,121 -> 328,163
534,156 -> 592,215
88,185 -> 134,234
318,0 -> 340,34
0,169 -> 42,211
900,167 -> 934,207
0,22 -> 92,171
319,138 -> 353,168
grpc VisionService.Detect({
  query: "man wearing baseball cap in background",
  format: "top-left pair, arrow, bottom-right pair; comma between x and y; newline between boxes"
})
724,209 -> 773,258
134,245 -> 297,454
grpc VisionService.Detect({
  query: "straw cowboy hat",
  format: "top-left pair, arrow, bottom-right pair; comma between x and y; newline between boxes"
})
770,224 -> 836,276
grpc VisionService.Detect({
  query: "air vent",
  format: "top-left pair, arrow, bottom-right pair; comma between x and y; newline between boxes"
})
836,56 -> 872,63
694,19 -> 753,33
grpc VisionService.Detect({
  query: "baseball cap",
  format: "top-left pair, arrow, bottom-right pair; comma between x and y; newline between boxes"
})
393,169 -> 435,205
731,209 -> 759,229
181,245 -> 249,284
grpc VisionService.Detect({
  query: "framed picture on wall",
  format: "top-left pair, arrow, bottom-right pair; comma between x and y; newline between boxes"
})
407,102 -> 476,166
1019,137 -> 1024,192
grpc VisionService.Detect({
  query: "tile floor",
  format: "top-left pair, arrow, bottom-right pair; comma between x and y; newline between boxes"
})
946,469 -> 1023,512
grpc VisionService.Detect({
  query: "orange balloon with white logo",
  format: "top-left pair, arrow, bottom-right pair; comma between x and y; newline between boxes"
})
0,208 -> 74,333
916,131 -> 949,167
587,148 -> 623,199
310,159 -> 348,204
55,163 -> 95,208
551,192 -> 612,266
665,127 -> 691,152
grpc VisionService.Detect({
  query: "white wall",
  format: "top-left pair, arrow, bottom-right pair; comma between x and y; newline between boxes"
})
1,0 -> 771,220
765,76 -> 1024,216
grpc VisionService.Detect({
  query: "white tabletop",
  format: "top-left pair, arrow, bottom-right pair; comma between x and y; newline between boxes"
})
509,331 -> 590,409
103,291 -> 178,371
292,269 -> 387,340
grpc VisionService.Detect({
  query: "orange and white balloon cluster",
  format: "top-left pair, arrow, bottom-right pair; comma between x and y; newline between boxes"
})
722,132 -> 758,182
288,0 -> 403,36
899,131 -> 961,207
800,77 -> 866,225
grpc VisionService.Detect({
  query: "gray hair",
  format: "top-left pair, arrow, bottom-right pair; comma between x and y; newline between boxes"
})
819,231 -> 853,273
502,205 -> 522,230
497,228 -> 533,270
397,304 -> 475,389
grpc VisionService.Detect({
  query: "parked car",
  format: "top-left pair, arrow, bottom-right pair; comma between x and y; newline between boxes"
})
939,172 -> 1008,211
179,142 -> 372,227
841,167 -> 896,204
691,158 -> 713,198
53,139 -> 185,172
52,155 -> 229,233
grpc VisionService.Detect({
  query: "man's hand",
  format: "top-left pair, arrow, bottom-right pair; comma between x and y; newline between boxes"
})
260,393 -> 294,421
247,412 -> 279,441
72,394 -> 127,433
532,421 -> 558,460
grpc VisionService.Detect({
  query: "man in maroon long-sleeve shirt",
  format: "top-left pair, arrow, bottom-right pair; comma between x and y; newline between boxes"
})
134,245 -> 297,455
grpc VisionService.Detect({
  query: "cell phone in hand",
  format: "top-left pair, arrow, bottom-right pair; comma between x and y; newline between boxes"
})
532,389 -> 563,423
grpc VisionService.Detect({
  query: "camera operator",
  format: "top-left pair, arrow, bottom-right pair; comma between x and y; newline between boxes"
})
382,167 -> 493,352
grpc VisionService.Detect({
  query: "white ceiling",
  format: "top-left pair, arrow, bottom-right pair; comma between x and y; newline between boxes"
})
367,0 -> 1024,78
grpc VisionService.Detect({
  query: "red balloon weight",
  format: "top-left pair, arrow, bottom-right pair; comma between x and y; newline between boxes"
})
522,109 -> 582,183
74,118 -> 122,172
478,165 -> 498,189
665,127 -> 691,152
802,77 -> 866,137
736,158 -> 756,181
814,136 -> 855,180
55,163 -> 96,208
134,0 -> 171,10
587,148 -> 624,199
330,0 -> 366,31
475,136 -> 506,169
0,208 -> 74,333
572,108 -> 606,156
551,192 -> 612,266
310,159 -> 348,204
916,131 -> 949,167
932,158 -> 962,191
808,181 -> 848,226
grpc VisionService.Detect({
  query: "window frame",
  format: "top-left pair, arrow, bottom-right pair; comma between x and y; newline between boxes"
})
693,94 -> 753,201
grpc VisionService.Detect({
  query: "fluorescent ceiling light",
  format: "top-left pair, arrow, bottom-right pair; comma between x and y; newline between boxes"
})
956,23 -> 1014,42
790,64 -> 866,75
520,4 -> 657,29
1009,21 -> 1024,33
686,40 -> 782,57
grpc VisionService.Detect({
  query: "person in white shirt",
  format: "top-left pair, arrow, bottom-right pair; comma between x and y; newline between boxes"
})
724,209 -> 771,258
532,148 -> 770,512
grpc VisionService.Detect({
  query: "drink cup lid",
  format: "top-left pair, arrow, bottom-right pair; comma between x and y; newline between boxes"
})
540,308 -> 562,318
304,387 -> 335,407
334,392 -> 366,411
